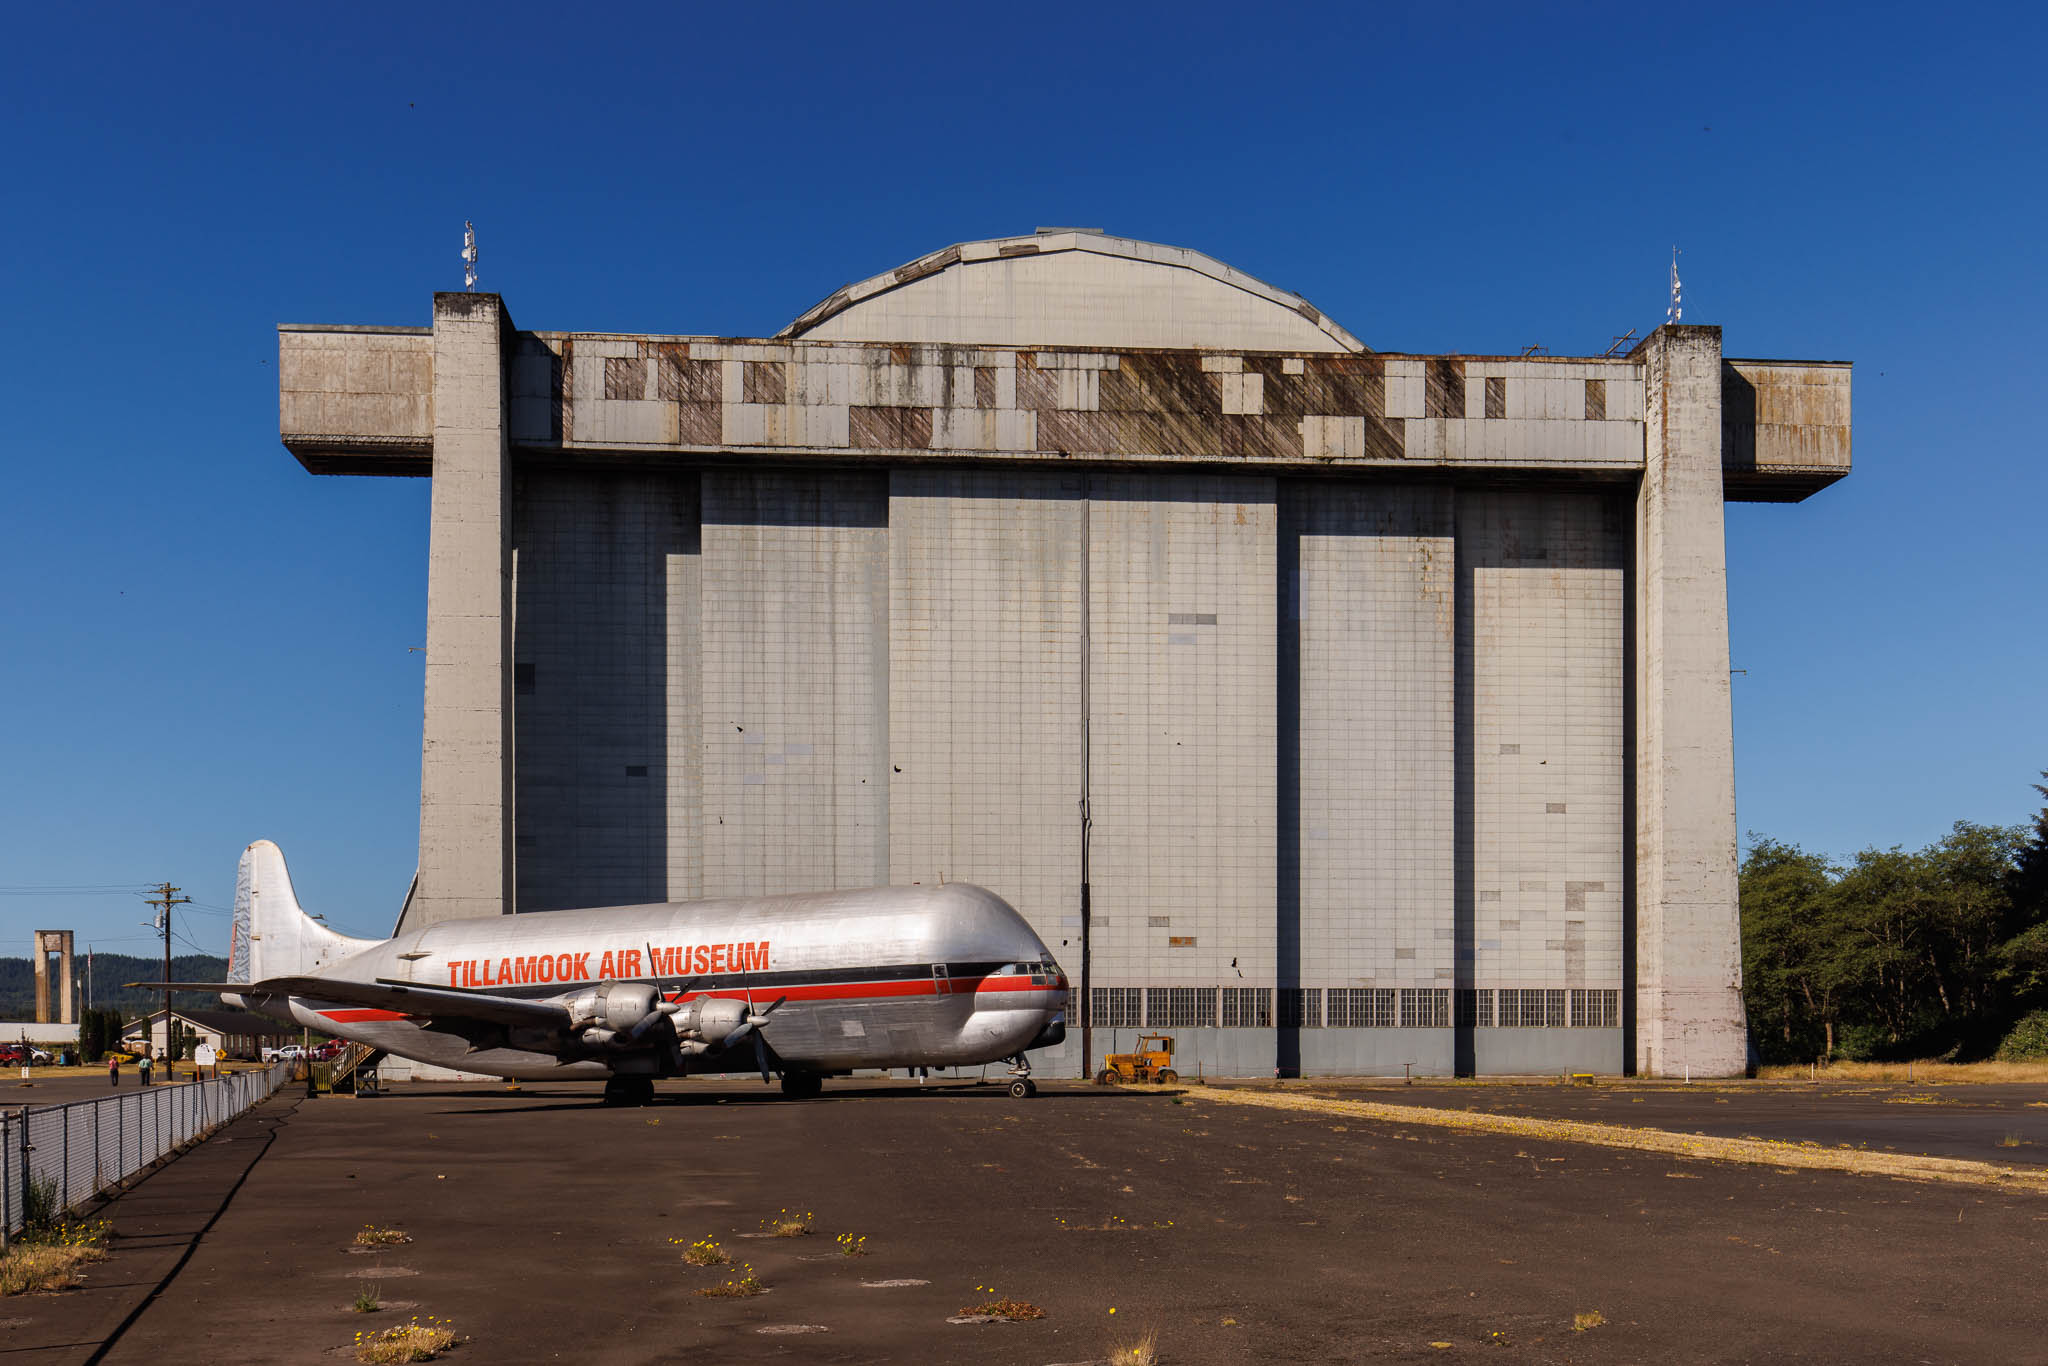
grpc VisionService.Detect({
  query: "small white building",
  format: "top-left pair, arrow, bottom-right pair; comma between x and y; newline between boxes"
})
123,1008 -> 300,1061
0,1021 -> 80,1049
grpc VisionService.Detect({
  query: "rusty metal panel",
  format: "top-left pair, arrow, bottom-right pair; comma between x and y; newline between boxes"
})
1484,377 -> 1507,420
1425,359 -> 1465,420
849,405 -> 933,450
742,360 -> 787,406
603,356 -> 645,401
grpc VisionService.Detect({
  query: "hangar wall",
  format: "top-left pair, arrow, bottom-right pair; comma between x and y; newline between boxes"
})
506,466 -> 1628,1077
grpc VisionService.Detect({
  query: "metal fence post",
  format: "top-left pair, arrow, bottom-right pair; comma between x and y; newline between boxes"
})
14,1107 -> 27,1243
61,1105 -> 70,1213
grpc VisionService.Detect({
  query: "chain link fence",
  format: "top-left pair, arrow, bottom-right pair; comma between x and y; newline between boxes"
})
2,1061 -> 295,1247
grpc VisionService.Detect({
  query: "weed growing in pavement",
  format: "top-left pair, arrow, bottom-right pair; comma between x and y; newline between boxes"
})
355,1225 -> 413,1247
1110,1328 -> 1159,1363
352,1314 -> 462,1362
1998,1131 -> 2025,1148
697,1263 -> 767,1297
1573,1310 -> 1606,1332
352,1283 -> 383,1313
1054,1213 -> 1173,1232
959,1285 -> 1045,1320
765,1208 -> 814,1237
0,1214 -> 112,1297
674,1237 -> 729,1266
835,1232 -> 868,1257
21,1174 -> 60,1233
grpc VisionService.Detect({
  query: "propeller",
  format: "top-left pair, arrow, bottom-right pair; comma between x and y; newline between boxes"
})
629,944 -> 696,1041
719,995 -> 787,1051
720,973 -> 789,1084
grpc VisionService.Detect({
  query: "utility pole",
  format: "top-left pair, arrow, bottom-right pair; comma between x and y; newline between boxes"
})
143,884 -> 190,1062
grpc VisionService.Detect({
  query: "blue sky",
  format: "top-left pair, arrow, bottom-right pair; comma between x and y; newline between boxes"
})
3,5 -> 2042,946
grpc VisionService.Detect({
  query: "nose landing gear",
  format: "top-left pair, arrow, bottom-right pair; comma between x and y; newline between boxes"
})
1005,1054 -> 1038,1099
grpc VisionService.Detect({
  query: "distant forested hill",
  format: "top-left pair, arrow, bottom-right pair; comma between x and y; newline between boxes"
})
0,954 -> 229,1022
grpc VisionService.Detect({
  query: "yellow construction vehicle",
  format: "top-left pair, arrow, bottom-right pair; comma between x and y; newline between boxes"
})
1096,1033 -> 1178,1085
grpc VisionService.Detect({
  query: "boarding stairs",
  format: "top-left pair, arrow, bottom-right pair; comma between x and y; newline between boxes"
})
329,1041 -> 387,1095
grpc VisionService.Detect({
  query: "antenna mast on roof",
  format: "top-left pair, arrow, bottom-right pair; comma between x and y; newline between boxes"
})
462,221 -> 479,292
1667,246 -> 1683,325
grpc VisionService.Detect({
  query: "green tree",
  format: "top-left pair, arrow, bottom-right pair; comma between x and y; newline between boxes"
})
1740,836 -> 1848,1062
2002,772 -> 2048,1010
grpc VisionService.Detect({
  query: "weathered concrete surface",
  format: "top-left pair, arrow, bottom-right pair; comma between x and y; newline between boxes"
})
277,325 -> 432,473
14,1080 -> 2048,1364
1634,326 -> 1745,1076
412,293 -> 515,931
1722,358 -> 1853,500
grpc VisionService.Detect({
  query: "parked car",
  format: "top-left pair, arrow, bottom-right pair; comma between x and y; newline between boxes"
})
262,1044 -> 307,1062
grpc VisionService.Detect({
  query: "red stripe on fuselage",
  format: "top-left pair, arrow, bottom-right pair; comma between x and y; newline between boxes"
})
313,976 -> 1061,1026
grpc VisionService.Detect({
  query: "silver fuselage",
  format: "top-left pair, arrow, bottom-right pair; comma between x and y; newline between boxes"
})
233,883 -> 1068,1080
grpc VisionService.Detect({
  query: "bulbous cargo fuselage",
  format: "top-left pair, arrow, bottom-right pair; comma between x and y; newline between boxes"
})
236,883 -> 1068,1081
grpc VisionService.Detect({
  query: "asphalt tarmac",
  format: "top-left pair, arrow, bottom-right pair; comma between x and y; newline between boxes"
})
8,1077 -> 2048,1364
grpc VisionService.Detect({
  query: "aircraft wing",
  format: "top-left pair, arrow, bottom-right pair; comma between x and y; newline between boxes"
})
128,977 -> 571,1031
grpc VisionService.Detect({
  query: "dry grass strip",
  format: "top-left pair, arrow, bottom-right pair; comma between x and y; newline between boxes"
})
1755,1059 -> 2048,1085
1190,1086 -> 2048,1194
1,1242 -> 107,1296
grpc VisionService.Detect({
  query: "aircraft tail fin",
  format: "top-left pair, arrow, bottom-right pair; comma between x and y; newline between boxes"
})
230,840 -> 378,984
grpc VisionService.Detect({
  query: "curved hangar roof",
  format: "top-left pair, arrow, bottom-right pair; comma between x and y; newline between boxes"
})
779,229 -> 1366,354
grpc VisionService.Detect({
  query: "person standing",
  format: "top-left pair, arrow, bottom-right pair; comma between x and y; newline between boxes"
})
139,1052 -> 152,1087
108,1054 -> 120,1088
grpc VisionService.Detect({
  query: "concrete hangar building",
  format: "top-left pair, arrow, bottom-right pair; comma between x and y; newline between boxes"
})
278,230 -> 1849,1079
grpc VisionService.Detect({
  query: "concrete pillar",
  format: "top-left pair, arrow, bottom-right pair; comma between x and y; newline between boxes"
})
33,930 -> 74,1024
1633,325 -> 1746,1076
413,293 -> 515,928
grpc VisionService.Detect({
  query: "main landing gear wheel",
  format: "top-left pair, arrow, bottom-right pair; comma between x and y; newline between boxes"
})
781,1071 -> 824,1099
1002,1052 -> 1036,1097
603,1076 -> 655,1107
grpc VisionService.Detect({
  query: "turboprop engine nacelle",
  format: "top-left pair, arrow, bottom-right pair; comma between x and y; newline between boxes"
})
567,983 -> 677,1049
674,996 -> 748,1045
